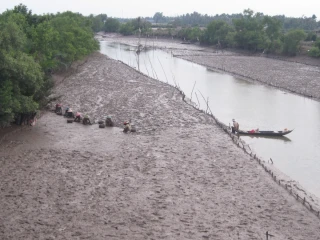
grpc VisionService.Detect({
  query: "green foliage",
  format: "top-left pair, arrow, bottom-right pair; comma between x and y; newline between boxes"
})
0,81 -> 19,126
149,27 -> 177,37
120,22 -> 135,35
263,16 -> 282,41
90,14 -> 107,32
146,9 -> 312,56
175,11 -> 237,27
225,32 -> 236,47
232,10 -> 266,51
12,3 -> 33,26
119,17 -> 151,36
146,11 -> 319,32
153,12 -> 164,23
305,31 -> 317,41
282,29 -> 306,56
47,11 -> 99,68
308,47 -> 320,57
314,40 -> 320,49
203,20 -> 234,47
0,5 -> 99,126
264,39 -> 283,54
0,15 -> 43,126
131,17 -> 151,34
30,20 -> 60,71
177,27 -> 203,42
276,15 -> 318,31
262,16 -> 283,53
104,18 -> 120,32
308,40 -> 320,57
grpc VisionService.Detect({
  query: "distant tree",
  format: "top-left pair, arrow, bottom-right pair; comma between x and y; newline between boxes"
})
308,40 -> 320,57
262,16 -> 283,53
314,40 -> 320,49
49,12 -> 99,67
187,27 -> 202,42
90,14 -> 108,32
12,3 -> 33,25
276,15 -> 318,31
308,47 -> 320,57
30,20 -> 60,71
305,31 -> 317,41
130,17 -> 151,34
203,20 -> 234,47
233,9 -> 266,51
119,22 -> 134,35
282,29 -> 306,55
153,12 -> 164,23
263,16 -> 282,41
103,18 -> 120,32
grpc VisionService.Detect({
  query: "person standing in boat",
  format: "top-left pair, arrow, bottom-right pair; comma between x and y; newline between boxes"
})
232,119 -> 239,133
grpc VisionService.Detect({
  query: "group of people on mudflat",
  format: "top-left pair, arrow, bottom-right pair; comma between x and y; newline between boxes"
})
55,103 -> 93,125
55,103 -> 134,132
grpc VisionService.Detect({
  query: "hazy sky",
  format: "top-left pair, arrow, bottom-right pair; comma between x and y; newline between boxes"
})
1,0 -> 319,19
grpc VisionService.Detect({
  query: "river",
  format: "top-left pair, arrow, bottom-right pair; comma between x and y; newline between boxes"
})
100,41 -> 320,199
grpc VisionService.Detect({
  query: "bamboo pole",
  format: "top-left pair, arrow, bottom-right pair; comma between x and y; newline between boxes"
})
190,81 -> 196,101
195,92 -> 200,108
157,57 -> 168,83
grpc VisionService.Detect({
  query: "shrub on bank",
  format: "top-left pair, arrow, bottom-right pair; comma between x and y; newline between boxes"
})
308,47 -> 320,57
0,4 -> 99,127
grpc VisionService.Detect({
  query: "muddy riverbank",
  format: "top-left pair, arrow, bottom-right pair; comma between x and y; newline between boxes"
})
1,51 -> 320,239
97,34 -> 320,101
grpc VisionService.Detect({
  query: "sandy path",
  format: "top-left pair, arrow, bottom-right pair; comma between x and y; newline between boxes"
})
1,53 -> 320,240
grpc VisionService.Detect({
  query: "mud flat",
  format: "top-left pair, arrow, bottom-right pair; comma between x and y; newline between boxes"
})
180,54 -> 320,100
1,52 -> 320,240
98,34 -> 320,101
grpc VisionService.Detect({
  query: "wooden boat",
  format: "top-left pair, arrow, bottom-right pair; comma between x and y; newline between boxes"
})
237,129 -> 293,136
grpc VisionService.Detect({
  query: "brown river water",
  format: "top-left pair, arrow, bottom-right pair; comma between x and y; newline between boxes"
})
100,41 -> 320,199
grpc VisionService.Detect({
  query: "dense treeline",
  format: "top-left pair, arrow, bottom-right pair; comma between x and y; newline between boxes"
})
177,10 -> 311,56
90,14 -> 151,36
166,10 -> 319,58
149,11 -> 320,31
91,11 -> 320,32
90,9 -> 319,58
0,4 -> 99,127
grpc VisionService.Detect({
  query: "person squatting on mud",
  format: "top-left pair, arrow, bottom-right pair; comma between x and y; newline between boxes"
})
83,115 -> 91,125
65,108 -> 74,118
55,103 -> 62,115
64,107 -> 69,116
74,112 -> 82,122
123,121 -> 131,133
105,116 -> 114,127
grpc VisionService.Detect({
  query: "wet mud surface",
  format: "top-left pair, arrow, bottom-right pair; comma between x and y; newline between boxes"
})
1,52 -> 320,239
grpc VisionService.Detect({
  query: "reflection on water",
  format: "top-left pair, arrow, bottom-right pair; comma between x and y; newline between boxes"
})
243,135 -> 292,142
100,41 -> 320,199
